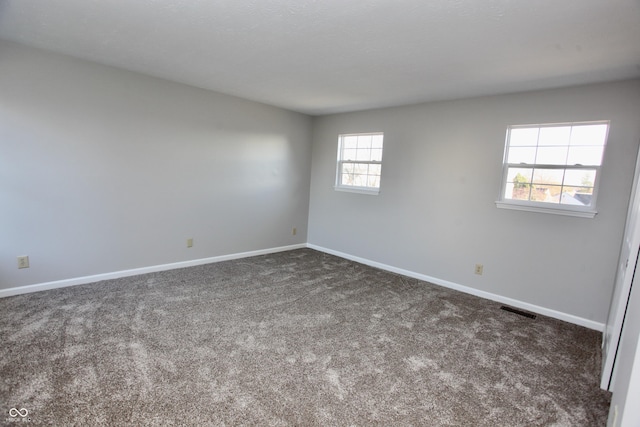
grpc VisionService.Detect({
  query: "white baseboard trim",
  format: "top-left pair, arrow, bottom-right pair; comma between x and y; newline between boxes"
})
2,242 -> 606,332
307,243 -> 605,332
0,244 -> 307,299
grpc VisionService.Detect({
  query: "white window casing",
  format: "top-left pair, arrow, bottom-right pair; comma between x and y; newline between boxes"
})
496,121 -> 610,218
335,132 -> 384,195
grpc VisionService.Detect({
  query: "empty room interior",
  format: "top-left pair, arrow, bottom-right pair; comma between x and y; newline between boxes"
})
1,1 -> 640,426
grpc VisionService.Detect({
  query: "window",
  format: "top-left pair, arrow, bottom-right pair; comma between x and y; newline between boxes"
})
335,132 -> 384,194
496,121 -> 609,218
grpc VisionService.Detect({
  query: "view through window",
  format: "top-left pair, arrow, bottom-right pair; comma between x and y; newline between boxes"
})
335,132 -> 384,194
499,121 -> 609,215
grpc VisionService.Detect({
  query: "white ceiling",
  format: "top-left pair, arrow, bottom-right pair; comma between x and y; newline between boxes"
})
1,0 -> 639,116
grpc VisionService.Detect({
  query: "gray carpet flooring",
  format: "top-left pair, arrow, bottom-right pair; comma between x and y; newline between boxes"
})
1,249 -> 610,426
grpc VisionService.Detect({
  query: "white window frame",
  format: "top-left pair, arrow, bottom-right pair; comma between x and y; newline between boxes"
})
335,132 -> 384,195
496,120 -> 610,218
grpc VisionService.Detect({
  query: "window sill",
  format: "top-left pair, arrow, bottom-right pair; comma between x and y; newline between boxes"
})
334,186 -> 380,195
495,201 -> 597,218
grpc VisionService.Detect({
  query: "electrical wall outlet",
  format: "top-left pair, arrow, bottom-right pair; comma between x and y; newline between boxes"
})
17,256 -> 30,269
474,264 -> 483,275
187,238 -> 193,248
292,227 -> 297,236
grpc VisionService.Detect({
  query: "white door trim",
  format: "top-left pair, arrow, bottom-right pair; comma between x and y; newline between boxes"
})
601,145 -> 640,390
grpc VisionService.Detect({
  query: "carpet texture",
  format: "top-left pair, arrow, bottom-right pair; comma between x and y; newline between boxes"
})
1,249 -> 610,426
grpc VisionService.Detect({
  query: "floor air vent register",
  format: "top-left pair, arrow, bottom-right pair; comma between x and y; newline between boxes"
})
500,305 -> 537,319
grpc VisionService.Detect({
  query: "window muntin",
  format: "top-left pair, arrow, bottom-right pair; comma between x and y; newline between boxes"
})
499,121 -> 609,216
336,132 -> 383,194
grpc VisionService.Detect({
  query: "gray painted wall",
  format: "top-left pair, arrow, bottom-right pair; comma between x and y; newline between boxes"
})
308,80 -> 640,323
0,41 -> 312,289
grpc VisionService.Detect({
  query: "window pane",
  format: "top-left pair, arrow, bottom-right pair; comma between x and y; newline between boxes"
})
507,147 -> 536,164
531,184 -> 562,202
354,164 -> 368,174
538,126 -> 571,146
506,168 -> 532,201
369,164 -> 382,176
501,122 -> 607,211
371,134 -> 384,149
336,133 -> 384,191
567,146 -> 604,165
356,149 -> 371,161
343,149 -> 357,160
506,167 -> 533,183
350,174 -> 364,186
357,135 -> 373,149
570,124 -> 608,146
342,163 -> 355,174
370,148 -> 383,161
509,128 -> 539,146
505,183 -> 531,201
536,146 -> 568,165
560,189 -> 593,206
532,168 -> 564,185
564,169 -> 596,187
504,182 -> 516,200
343,136 -> 358,149
564,186 -> 594,196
